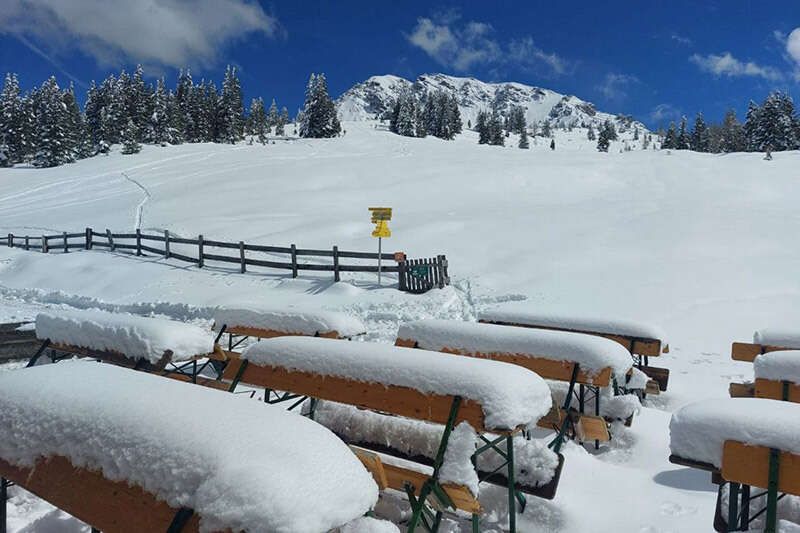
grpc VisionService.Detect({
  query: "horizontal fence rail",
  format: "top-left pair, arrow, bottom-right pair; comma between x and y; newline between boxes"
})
5,228 -> 450,293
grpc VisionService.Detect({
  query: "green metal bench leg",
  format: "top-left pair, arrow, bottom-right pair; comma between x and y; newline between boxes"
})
765,448 -> 780,533
166,507 -> 195,532
2,477 -> 8,533
472,513 -> 480,533
727,482 -> 739,532
507,435 -> 516,533
740,485 -> 750,530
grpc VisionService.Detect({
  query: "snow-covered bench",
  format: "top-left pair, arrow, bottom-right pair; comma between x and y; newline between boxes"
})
730,329 -> 800,400
396,319 -> 637,446
30,309 -> 225,386
729,349 -> 800,404
479,307 -> 670,392
669,398 -> 800,533
212,304 -> 367,350
0,361 -> 379,533
224,336 -> 554,533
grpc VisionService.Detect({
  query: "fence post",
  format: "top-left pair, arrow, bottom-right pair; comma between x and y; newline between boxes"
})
398,259 -> 407,292
164,230 -> 170,259
135,229 -> 142,256
239,241 -> 246,273
290,244 -> 298,278
7,234 -> 12,248
106,229 -> 114,251
332,245 -> 340,282
85,227 -> 92,250
42,235 -> 48,254
63,232 -> 68,253
198,235 -> 204,268
25,236 -> 29,250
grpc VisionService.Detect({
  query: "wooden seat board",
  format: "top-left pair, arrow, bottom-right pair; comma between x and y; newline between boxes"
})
721,440 -> 800,496
0,456 -> 201,533
754,378 -> 800,403
47,342 -> 172,371
223,360 -> 494,433
477,320 -> 665,357
576,415 -> 611,443
382,462 -> 482,514
731,342 -> 792,363
223,325 -> 340,340
396,339 -> 612,387
728,382 -> 755,398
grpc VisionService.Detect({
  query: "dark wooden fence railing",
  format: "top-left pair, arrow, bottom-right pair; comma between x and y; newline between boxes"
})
5,228 -> 449,293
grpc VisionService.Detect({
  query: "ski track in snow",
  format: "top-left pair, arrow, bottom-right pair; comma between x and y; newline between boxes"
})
121,172 -> 151,230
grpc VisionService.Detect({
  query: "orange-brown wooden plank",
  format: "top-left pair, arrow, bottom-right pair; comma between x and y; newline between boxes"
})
224,326 -> 340,339
754,379 -> 800,403
396,339 -> 612,386
49,342 -> 172,370
477,320 -> 664,357
351,447 -> 389,490
381,462 -> 482,514
0,456 -> 202,533
731,342 -> 792,362
164,373 -> 231,391
575,415 -> 611,443
729,381 -> 755,398
721,440 -> 800,496
227,362 -> 492,432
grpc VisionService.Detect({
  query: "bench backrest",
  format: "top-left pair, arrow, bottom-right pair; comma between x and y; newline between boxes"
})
731,342 -> 794,362
722,440 -> 800,496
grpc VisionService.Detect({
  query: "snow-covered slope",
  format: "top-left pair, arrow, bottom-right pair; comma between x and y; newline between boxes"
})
337,73 -> 646,135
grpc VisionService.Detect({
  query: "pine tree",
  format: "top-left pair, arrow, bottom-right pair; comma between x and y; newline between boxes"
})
518,128 -> 529,149
604,120 -> 618,141
277,107 -> 289,136
597,126 -> 611,152
299,73 -> 341,138
149,78 -> 170,145
663,122 -> 677,149
267,98 -> 279,133
32,77 -> 71,167
166,90 -> 184,145
541,121 -> 551,138
61,83 -> 83,162
586,124 -> 596,141
448,95 -> 462,135
391,92 -> 417,137
248,97 -> 267,144
720,109 -> 745,153
476,111 -> 489,144
488,111 -> 504,146
691,112 -> 710,152
218,65 -> 244,143
0,73 -> 24,165
121,119 -> 141,154
676,116 -> 689,149
754,92 -> 798,152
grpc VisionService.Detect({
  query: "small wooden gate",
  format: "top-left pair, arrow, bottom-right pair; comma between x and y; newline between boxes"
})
398,255 -> 450,294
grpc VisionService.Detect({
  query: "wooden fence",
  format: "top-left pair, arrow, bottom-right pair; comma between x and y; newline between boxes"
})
5,228 -> 449,293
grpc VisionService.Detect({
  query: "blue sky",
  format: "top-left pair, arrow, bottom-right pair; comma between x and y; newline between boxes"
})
1,0 -> 799,129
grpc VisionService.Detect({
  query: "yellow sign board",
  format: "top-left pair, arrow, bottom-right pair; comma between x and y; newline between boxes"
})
369,207 -> 392,238
372,220 -> 391,238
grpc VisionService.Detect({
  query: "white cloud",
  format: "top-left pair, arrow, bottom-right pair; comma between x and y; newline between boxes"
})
670,33 -> 692,46
650,103 -> 681,124
689,52 -> 783,81
787,28 -> 800,66
407,16 -> 567,75
596,73 -> 639,100
0,0 -> 280,68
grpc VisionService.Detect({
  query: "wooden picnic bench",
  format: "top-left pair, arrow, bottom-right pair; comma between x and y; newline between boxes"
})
396,319 -> 639,448
220,336 -> 558,533
478,309 -> 670,393
669,398 -> 800,533
730,329 -> 800,402
0,362 -> 380,533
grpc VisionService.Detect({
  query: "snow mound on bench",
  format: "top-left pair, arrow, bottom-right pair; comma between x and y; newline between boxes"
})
397,319 -> 632,381
755,350 -> 800,385
315,401 -> 559,488
242,337 -> 552,430
754,329 -> 800,349
479,306 -> 667,343
339,516 -> 400,533
0,362 -> 377,533
213,304 -> 366,338
669,398 -> 800,468
35,309 -> 214,364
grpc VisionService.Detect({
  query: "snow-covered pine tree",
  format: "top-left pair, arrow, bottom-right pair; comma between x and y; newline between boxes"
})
541,120 -> 551,138
597,125 -> 611,152
676,116 -> 689,149
475,110 -> 489,144
754,92 -> 798,152
519,128 -> 529,149
121,119 -> 141,154
663,122 -> 676,149
267,98 -> 279,133
0,73 -> 24,166
149,77 -> 170,146
447,94 -> 462,136
690,112 -> 710,152
586,124 -> 596,141
248,97 -> 267,144
277,107 -> 289,136
61,83 -> 83,162
743,100 -> 761,152
128,65 -> 151,141
391,92 -> 417,137
166,89 -> 184,145
421,93 -> 438,137
299,73 -> 341,138
488,111 -> 504,146
175,69 -> 196,142
604,120 -> 618,141
32,77 -> 71,167
719,109 -> 744,153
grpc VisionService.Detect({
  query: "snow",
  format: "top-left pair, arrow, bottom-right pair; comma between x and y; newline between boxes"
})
754,329 -> 800,348
241,336 -> 552,430
669,398 -> 800,467
439,422 -> 480,495
35,308 -> 214,364
754,350 -> 800,384
338,516 -> 400,533
313,401 -> 559,488
213,304 -> 366,338
479,305 -> 667,344
0,361 -> 378,533
397,319 -> 632,381
1,122 -> 800,531
626,367 -> 649,390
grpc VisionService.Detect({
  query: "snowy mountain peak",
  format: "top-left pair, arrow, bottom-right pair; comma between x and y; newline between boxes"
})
337,73 -> 646,134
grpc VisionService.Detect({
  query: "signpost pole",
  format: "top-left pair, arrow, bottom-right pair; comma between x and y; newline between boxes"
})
378,237 -> 382,286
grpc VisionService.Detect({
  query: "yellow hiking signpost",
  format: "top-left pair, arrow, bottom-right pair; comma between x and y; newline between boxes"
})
369,207 -> 392,285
